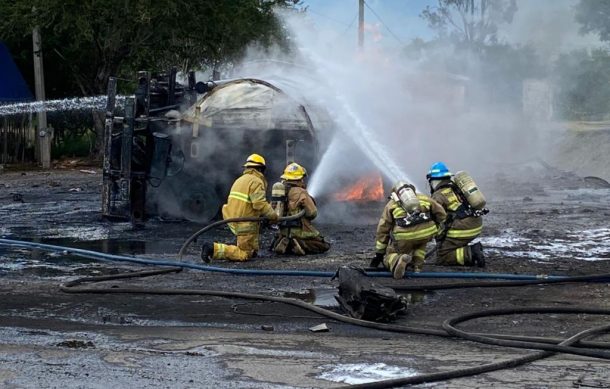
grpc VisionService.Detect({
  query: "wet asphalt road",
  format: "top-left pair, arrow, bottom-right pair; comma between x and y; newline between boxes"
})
1,165 -> 609,387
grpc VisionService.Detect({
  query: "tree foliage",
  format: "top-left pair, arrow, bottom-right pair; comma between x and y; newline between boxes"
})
553,49 -> 610,120
0,0 -> 299,156
413,1 -> 544,110
0,0 -> 299,97
575,0 -> 610,42
421,0 -> 517,46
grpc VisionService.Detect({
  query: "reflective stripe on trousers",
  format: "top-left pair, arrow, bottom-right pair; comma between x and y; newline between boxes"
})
446,226 -> 482,239
213,233 -> 258,262
413,248 -> 426,259
393,224 -> 438,241
456,246 -> 465,265
228,223 -> 258,235
375,240 -> 388,251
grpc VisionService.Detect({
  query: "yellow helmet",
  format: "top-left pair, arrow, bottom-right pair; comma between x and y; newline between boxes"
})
243,153 -> 266,168
281,162 -> 307,181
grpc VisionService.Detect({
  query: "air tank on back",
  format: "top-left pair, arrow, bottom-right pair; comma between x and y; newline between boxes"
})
453,171 -> 486,210
398,186 -> 420,213
271,181 -> 287,218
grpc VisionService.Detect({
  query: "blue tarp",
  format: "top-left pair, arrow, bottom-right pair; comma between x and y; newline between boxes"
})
0,42 -> 33,103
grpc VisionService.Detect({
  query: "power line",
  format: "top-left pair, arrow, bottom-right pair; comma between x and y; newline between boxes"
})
340,13 -> 359,37
305,8 -> 358,42
363,0 -> 404,45
307,8 -> 355,28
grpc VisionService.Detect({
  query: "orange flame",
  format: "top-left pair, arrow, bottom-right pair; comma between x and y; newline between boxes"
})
334,173 -> 384,202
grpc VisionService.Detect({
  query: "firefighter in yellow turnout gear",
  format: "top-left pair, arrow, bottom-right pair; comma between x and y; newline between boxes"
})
427,162 -> 486,267
200,154 -> 279,262
272,163 -> 330,255
372,181 -> 446,279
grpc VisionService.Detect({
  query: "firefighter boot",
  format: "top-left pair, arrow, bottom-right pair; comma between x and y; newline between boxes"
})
274,237 -> 290,254
392,255 -> 410,280
200,242 -> 214,263
470,243 -> 485,268
291,239 -> 306,256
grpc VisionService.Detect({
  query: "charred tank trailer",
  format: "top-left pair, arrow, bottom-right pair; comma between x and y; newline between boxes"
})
102,70 -> 328,224
101,68 -> 209,223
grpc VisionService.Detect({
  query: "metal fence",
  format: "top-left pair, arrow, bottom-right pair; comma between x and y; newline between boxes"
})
0,113 -> 36,164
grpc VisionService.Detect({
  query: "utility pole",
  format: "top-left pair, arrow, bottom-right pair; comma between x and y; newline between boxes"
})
358,0 -> 365,49
32,25 -> 51,169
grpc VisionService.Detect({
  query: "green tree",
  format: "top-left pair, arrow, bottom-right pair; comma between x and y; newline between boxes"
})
0,0 -> 299,154
421,0 -> 517,46
413,1 -> 543,110
575,0 -> 610,42
553,49 -> 610,120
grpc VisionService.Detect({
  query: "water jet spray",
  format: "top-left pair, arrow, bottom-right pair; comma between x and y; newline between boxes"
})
0,95 -> 126,117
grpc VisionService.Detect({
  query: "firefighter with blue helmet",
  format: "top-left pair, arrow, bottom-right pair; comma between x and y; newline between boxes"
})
427,162 -> 451,179
427,161 -> 485,267
200,153 -> 279,262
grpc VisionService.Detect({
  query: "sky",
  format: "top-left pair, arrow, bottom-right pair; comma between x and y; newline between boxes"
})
300,0 -> 436,47
299,0 -> 601,54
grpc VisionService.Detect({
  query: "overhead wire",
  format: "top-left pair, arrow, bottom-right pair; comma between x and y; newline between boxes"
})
307,8 -> 356,28
363,0 -> 404,45
339,13 -> 359,37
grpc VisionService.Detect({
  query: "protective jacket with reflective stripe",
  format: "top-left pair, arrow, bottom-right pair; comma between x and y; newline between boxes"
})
375,194 -> 446,254
222,168 -> 275,235
432,180 -> 482,239
280,182 -> 320,239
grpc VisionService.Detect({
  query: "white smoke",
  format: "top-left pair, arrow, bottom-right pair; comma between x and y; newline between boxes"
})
501,0 -> 604,58
189,0 -> 605,211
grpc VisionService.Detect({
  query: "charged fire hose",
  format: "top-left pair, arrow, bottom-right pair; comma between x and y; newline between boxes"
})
58,268 -> 610,389
0,238 -> 607,281
2,238 -> 609,385
59,268 -> 610,353
177,210 -> 305,259
389,273 -> 610,291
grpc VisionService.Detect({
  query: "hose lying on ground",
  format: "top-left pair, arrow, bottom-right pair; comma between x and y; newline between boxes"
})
177,210 -> 306,259
389,273 -> 610,291
443,307 -> 610,359
345,323 -> 610,389
4,236 -> 608,344
1,238 -> 600,281
59,268 -> 610,389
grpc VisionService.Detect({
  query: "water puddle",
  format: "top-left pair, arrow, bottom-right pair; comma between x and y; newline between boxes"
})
0,237 -> 153,275
283,288 -> 339,307
317,362 -> 417,384
36,237 -> 147,255
482,227 -> 610,261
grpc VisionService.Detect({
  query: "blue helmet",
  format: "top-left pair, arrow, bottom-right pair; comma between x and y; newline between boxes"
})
427,162 -> 452,180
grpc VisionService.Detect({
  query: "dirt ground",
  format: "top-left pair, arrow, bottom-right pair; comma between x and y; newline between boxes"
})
0,152 -> 609,388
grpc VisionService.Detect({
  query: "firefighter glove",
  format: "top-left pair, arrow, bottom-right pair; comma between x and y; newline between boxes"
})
266,212 -> 280,224
437,222 -> 445,234
369,252 -> 384,268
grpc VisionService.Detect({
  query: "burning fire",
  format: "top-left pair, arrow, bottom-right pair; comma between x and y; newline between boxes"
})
334,173 -> 385,202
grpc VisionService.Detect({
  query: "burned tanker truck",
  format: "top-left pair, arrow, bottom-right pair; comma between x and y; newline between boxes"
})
101,68 -> 332,224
